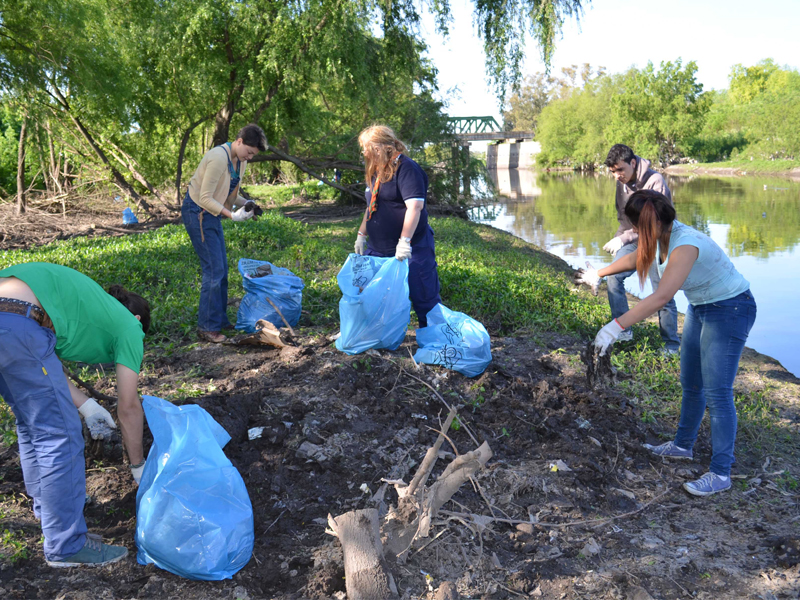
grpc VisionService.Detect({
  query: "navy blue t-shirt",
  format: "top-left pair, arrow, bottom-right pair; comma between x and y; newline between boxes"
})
365,155 -> 433,255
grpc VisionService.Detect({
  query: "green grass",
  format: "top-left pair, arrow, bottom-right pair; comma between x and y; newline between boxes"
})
680,158 -> 800,174
244,181 -> 339,207
0,202 -> 791,459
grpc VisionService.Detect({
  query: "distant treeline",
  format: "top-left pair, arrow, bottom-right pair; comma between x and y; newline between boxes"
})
503,59 -> 800,169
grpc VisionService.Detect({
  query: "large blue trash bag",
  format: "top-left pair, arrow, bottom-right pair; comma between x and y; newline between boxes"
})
136,395 -> 254,581
235,258 -> 304,333
413,304 -> 492,377
335,254 -> 411,355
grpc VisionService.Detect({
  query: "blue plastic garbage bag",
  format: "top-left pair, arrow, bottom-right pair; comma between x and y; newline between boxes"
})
122,207 -> 139,224
335,254 -> 410,355
235,258 -> 304,333
136,396 -> 254,581
413,304 -> 492,377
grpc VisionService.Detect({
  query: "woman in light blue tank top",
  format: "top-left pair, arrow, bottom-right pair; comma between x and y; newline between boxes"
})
575,190 -> 757,497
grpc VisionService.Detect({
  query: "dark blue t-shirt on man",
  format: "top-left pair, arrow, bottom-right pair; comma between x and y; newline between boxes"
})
365,155 -> 433,255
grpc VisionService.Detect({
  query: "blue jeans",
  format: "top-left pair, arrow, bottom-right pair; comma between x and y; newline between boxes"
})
674,290 -> 757,476
0,313 -> 87,561
182,193 -> 232,332
607,241 -> 680,350
366,241 -> 441,327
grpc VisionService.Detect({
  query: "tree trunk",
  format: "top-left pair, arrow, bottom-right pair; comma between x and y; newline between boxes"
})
49,82 -> 152,213
16,115 -> 27,214
210,95 -> 237,148
45,120 -> 63,194
327,509 -> 398,600
34,124 -> 51,195
176,115 -> 212,206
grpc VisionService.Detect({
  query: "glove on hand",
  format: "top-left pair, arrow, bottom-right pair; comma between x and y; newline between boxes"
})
395,238 -> 412,261
593,319 -> 625,356
354,233 -> 367,255
78,399 -> 117,440
130,461 -> 145,485
231,205 -> 254,222
603,237 -> 624,256
573,261 -> 601,296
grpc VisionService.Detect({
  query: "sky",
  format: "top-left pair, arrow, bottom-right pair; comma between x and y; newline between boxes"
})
420,0 -> 800,123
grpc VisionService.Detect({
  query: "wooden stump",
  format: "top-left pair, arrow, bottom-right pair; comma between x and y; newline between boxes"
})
327,509 -> 398,599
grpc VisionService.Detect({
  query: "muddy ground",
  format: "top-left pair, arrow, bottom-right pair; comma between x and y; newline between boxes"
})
1,199 -> 799,599
2,326 -> 799,600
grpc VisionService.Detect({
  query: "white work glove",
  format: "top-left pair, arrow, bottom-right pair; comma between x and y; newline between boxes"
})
395,238 -> 412,261
354,232 -> 367,255
573,261 -> 601,296
78,399 -> 117,440
130,461 -> 145,485
231,205 -> 254,222
593,319 -> 625,356
603,237 -> 624,256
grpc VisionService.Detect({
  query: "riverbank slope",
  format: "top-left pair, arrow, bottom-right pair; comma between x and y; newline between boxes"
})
0,192 -> 798,599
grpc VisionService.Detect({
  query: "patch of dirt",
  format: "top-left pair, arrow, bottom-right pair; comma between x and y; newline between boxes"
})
0,194 -> 179,251
2,328 -> 799,600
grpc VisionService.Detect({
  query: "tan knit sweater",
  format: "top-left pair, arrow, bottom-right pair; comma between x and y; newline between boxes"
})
186,145 -> 248,216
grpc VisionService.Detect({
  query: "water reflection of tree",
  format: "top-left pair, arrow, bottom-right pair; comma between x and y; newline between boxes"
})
668,176 -> 800,258
480,172 -> 799,259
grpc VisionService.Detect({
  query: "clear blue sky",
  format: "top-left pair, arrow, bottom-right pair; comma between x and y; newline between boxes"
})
421,0 -> 800,121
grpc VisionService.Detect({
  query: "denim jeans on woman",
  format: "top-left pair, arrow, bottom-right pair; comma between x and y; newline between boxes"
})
606,241 -> 680,351
674,290 -> 757,476
0,313 -> 87,561
182,192 -> 232,332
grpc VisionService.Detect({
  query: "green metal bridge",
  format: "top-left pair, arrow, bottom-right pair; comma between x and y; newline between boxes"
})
446,116 -> 534,141
446,116 -> 502,134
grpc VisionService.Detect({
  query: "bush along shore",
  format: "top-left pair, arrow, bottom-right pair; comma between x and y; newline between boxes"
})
0,191 -> 798,599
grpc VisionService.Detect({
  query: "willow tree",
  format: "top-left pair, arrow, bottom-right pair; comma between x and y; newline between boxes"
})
0,0 -> 155,209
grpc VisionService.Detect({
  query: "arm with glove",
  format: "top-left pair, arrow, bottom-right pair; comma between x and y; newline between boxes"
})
116,364 -> 145,484
395,199 -> 423,261
591,246 -> 696,356
354,208 -> 369,255
70,380 -> 117,440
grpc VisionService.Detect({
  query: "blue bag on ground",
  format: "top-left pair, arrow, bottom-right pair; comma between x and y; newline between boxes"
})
236,258 -> 304,333
413,303 -> 492,377
335,254 -> 410,355
136,395 -> 254,580
122,207 -> 138,224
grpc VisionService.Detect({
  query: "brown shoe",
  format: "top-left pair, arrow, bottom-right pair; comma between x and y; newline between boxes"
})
198,330 -> 226,343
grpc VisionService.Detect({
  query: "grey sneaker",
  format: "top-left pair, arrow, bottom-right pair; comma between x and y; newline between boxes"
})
659,347 -> 680,357
618,330 -> 633,342
683,472 -> 731,497
46,533 -> 128,568
643,440 -> 693,460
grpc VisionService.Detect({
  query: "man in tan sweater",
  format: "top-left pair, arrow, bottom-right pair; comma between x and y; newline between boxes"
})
182,124 -> 267,343
601,144 -> 680,353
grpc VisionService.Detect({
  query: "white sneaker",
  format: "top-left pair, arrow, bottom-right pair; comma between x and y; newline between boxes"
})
617,330 -> 633,342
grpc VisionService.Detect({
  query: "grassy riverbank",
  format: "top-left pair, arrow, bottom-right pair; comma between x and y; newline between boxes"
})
666,158 -> 800,178
1,194 -> 798,597
1,201 -> 795,452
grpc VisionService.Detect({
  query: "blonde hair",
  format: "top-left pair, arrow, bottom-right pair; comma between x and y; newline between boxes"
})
358,125 -> 408,189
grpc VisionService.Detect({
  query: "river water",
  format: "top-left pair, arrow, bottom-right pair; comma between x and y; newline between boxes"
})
469,170 -> 800,376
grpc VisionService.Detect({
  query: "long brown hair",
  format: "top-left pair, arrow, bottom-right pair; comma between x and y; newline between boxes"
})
358,125 -> 407,190
624,190 -> 677,287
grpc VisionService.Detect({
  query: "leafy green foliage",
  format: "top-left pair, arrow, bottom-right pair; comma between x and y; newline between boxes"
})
537,60 -> 709,167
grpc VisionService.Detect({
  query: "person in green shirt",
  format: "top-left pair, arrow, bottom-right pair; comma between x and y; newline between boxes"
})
0,262 -> 150,567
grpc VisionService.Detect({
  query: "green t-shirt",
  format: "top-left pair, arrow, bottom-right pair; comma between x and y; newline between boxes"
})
0,262 -> 144,373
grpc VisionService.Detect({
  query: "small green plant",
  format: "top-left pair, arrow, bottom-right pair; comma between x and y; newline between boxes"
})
0,398 -> 16,446
0,529 -> 29,563
450,416 -> 462,432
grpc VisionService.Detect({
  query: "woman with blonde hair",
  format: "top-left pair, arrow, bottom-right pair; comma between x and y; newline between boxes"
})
354,125 -> 441,327
576,189 -> 757,497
